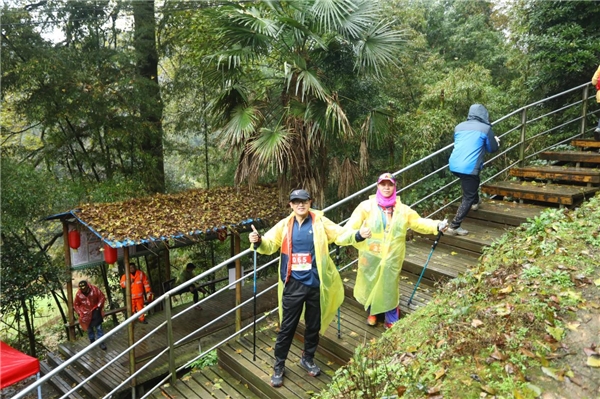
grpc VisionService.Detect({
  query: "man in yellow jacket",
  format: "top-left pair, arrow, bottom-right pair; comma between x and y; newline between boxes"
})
249,189 -> 367,388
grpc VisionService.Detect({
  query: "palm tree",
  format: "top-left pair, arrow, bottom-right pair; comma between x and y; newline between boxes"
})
205,0 -> 404,205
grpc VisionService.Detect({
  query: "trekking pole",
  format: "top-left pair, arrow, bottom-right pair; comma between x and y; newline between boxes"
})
335,245 -> 341,338
251,225 -> 259,361
407,231 -> 442,308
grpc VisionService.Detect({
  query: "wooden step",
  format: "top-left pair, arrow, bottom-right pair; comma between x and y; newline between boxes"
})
571,138 -> 600,149
218,327 -> 339,399
509,165 -> 600,184
538,150 -> 600,164
421,219 -> 509,254
147,364 -> 261,399
481,181 -> 599,206
451,199 -> 546,227
296,299 -> 385,363
402,237 -> 478,280
39,360 -> 88,399
45,351 -> 107,399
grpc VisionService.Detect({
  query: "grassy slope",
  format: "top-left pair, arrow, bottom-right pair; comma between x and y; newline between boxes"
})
318,193 -> 600,399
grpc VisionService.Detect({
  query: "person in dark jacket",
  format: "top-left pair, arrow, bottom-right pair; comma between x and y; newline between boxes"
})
446,104 -> 500,236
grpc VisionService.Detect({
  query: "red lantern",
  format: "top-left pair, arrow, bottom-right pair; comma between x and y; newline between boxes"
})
104,244 -> 117,264
68,230 -> 81,250
216,229 -> 227,242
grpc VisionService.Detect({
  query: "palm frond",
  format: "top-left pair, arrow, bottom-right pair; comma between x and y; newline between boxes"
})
250,125 -> 293,173
354,20 -> 405,76
360,107 -> 394,148
219,105 -> 261,148
287,67 -> 328,102
310,0 -> 366,35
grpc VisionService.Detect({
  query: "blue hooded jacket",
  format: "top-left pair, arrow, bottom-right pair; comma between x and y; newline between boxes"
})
449,104 -> 499,175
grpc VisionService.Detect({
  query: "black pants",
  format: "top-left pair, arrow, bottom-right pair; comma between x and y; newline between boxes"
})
177,285 -> 199,303
274,278 -> 320,371
451,172 -> 480,229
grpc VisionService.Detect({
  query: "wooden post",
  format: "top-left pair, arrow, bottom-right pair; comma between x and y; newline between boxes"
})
234,233 -> 242,333
124,248 -> 136,387
165,295 -> 176,385
62,221 -> 75,341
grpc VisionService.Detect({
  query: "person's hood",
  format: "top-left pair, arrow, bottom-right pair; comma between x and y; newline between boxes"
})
466,104 -> 491,125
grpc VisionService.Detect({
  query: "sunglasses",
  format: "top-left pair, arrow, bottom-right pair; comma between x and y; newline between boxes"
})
291,199 -> 309,205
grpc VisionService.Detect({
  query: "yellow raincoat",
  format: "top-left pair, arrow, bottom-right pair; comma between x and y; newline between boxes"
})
592,65 -> 600,103
252,209 -> 355,335
346,196 -> 439,315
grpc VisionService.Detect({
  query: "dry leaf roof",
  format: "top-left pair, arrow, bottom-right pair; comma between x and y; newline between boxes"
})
50,185 -> 288,248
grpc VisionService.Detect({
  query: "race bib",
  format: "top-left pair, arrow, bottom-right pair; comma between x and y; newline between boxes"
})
291,253 -> 312,271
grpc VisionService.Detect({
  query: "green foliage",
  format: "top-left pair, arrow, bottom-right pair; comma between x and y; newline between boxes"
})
515,0 -> 600,96
189,350 -> 218,370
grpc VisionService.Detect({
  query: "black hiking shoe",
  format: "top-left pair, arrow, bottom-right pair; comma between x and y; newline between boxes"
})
300,357 -> 321,377
99,342 -> 107,350
270,368 -> 284,387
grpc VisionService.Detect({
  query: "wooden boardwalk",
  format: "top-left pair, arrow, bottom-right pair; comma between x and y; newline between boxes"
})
50,277 -> 279,398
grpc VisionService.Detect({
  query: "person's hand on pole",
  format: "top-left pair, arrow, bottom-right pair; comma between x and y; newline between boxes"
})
249,224 -> 261,245
437,219 -> 448,233
495,136 -> 501,146
359,220 -> 371,239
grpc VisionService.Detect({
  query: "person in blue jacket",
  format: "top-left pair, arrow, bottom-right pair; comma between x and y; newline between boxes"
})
446,104 -> 500,236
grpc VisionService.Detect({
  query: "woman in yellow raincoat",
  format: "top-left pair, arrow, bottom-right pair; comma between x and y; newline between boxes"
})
591,64 -> 600,140
249,189 -> 366,388
346,173 -> 447,328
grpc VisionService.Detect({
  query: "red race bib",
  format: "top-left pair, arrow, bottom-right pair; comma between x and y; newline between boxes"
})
291,253 -> 312,271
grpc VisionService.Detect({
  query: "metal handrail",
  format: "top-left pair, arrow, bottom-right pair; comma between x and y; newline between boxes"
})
14,82 -> 598,399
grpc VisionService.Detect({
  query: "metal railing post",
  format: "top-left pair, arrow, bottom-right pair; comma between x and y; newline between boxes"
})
519,107 -> 527,167
581,85 -> 589,137
234,233 -> 242,335
165,295 -> 177,385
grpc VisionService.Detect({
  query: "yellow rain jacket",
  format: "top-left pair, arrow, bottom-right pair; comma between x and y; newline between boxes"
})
253,209 -> 355,335
592,65 -> 600,103
346,196 -> 439,315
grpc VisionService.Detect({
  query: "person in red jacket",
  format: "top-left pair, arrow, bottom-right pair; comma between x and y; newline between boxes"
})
74,280 -> 107,350
120,263 -> 153,324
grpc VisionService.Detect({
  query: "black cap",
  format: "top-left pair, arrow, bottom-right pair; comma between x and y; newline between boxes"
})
186,263 -> 196,269
289,189 -> 311,201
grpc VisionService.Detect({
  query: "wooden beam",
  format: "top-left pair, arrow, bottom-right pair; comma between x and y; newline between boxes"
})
62,221 -> 75,341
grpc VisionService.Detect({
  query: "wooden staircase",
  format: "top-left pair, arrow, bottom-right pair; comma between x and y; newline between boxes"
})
147,137 -> 600,399
482,138 -> 600,206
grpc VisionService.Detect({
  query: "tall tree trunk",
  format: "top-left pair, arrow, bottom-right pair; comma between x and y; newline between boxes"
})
21,299 -> 36,357
133,0 -> 165,193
